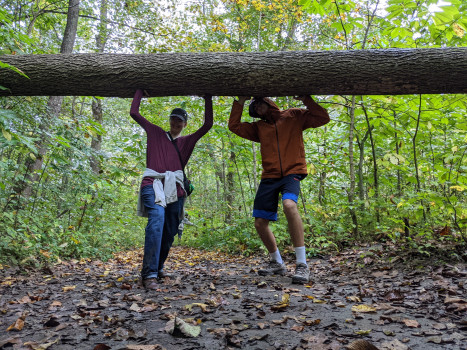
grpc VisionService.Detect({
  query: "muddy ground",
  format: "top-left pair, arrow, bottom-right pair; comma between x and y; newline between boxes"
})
0,243 -> 466,349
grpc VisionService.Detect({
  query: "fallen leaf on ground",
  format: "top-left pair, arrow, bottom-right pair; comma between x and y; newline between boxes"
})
165,317 -> 201,337
184,303 -> 210,312
62,285 -> 76,292
351,304 -> 377,313
346,339 -> 379,350
24,336 -> 60,350
6,314 -> 26,331
403,319 -> 420,328
271,293 -> 290,311
290,324 -> 304,332
93,344 -> 111,350
379,339 -> 409,350
123,345 -> 166,350
346,296 -> 362,303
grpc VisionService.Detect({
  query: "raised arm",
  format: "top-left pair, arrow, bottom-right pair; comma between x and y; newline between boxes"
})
191,94 -> 214,139
228,97 -> 260,142
296,95 -> 330,129
177,95 -> 214,166
130,89 -> 156,132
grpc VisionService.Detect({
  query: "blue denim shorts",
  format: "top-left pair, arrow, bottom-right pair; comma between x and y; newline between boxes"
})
253,174 -> 306,221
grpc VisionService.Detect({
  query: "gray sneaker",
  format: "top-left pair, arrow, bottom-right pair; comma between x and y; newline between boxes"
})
292,263 -> 310,284
258,260 -> 287,276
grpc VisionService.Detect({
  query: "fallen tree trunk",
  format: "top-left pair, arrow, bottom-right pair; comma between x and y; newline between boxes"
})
1,48 -> 466,97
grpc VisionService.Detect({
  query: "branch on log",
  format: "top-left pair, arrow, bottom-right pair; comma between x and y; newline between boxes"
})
1,48 -> 466,97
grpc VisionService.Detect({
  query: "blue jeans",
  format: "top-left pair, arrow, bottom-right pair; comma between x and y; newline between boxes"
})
140,185 -> 184,280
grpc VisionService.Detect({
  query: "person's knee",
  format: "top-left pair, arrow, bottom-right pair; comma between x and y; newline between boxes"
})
254,217 -> 269,231
282,199 -> 298,214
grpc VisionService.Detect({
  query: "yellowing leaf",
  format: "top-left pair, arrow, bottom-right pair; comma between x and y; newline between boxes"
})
453,23 -> 465,37
271,293 -> 290,311
312,299 -> 326,304
355,329 -> 372,335
351,304 -> 376,313
40,250 -> 52,258
346,296 -> 361,303
62,285 -> 76,292
184,303 -> 209,313
2,128 -> 12,141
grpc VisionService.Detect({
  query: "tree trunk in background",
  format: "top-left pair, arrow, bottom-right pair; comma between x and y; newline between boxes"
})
356,129 -> 370,207
318,135 -> 328,206
348,97 -> 359,236
17,0 -> 80,198
90,98 -> 103,174
361,100 -> 380,223
394,115 -> 401,197
2,48 -> 466,97
90,0 -> 108,174
226,147 -> 235,224
413,95 -> 422,193
252,143 -> 258,190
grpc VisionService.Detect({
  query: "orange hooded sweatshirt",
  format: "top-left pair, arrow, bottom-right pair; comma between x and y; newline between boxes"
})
228,96 -> 330,179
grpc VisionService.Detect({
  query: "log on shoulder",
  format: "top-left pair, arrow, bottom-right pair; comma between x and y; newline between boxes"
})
1,48 -> 466,97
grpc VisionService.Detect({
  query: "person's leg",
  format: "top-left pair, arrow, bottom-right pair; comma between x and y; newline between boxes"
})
254,217 -> 277,253
158,197 -> 184,275
140,185 -> 165,286
253,179 -> 286,275
281,175 -> 310,283
282,199 -> 305,248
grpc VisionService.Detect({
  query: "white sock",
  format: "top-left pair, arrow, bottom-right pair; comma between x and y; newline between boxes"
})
270,249 -> 283,264
295,246 -> 307,265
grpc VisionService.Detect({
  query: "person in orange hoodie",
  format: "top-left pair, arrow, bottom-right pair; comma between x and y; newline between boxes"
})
229,96 -> 330,284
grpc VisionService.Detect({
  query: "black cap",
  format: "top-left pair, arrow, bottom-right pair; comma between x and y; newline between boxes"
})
169,108 -> 188,122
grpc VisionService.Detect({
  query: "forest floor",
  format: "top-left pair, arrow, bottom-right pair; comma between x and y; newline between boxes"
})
0,242 -> 466,350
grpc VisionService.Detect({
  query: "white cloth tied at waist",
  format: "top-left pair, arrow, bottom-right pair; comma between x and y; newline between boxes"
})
137,168 -> 185,217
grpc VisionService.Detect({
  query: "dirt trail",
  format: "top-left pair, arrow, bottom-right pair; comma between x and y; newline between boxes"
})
0,244 -> 466,349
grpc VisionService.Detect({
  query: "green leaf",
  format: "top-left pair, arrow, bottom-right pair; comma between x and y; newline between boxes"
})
1,128 -> 11,141
331,22 -> 344,31
0,61 -> 29,79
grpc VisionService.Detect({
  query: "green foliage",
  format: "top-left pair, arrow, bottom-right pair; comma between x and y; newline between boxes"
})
1,0 -> 466,264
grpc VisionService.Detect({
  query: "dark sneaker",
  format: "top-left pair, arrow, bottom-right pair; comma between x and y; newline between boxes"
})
142,278 -> 158,290
258,260 -> 287,276
157,270 -> 173,279
292,263 -> 310,284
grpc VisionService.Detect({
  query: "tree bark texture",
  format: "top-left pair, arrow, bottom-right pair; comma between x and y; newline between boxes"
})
1,47 -> 466,97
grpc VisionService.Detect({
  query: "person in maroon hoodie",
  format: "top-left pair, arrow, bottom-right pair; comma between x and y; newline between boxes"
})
130,89 -> 213,290
229,96 -> 330,284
